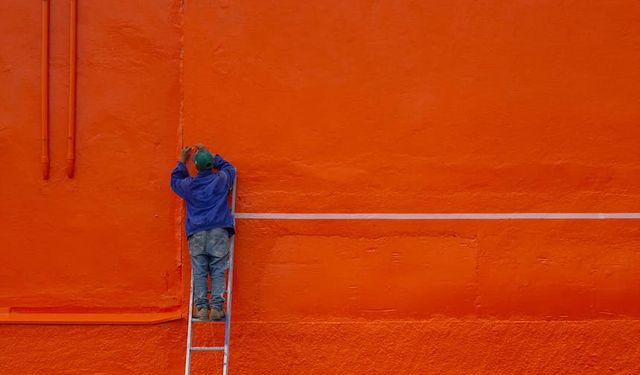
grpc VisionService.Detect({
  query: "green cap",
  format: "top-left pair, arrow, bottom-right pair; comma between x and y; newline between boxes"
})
194,149 -> 214,170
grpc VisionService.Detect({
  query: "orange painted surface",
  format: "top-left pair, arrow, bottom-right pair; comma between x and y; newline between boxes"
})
2,0 -> 640,374
184,1 -> 640,214
0,0 -> 183,312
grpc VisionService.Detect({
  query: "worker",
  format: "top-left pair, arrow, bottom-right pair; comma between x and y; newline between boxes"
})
170,144 -> 236,321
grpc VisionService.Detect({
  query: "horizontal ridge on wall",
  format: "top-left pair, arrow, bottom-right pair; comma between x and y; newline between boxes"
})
0,310 -> 182,325
235,212 -> 640,220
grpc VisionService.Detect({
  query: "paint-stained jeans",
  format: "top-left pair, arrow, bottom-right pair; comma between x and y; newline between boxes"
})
188,227 -> 230,310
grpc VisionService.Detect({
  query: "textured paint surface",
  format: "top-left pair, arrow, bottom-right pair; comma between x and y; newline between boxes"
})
2,0 -> 640,374
2,320 -> 640,374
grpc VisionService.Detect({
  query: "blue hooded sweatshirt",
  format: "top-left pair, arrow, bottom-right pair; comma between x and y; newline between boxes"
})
170,154 -> 236,237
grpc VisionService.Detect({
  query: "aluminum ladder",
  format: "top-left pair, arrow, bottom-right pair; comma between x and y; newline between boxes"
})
184,174 -> 237,375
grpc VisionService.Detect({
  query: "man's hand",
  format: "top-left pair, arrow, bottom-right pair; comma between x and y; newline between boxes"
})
180,146 -> 192,163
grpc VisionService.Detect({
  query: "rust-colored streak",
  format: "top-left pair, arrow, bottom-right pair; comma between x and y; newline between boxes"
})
40,0 -> 49,180
66,0 -> 77,178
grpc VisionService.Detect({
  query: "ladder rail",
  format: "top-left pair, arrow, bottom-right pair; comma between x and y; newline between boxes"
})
184,269 -> 195,374
223,172 -> 238,375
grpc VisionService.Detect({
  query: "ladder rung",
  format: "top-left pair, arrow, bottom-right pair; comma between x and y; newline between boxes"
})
190,318 -> 226,323
191,346 -> 224,351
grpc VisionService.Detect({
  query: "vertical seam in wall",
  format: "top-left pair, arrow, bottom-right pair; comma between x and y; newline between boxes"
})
177,0 -> 186,314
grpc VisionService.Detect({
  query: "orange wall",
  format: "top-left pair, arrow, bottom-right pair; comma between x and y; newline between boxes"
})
2,0 -> 640,374
185,1 -> 640,214
185,0 -> 640,321
0,0 -> 183,313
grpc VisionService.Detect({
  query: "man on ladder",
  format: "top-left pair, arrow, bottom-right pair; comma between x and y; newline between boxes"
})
170,144 -> 236,321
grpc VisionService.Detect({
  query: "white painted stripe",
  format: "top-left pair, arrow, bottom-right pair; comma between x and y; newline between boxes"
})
235,212 -> 640,220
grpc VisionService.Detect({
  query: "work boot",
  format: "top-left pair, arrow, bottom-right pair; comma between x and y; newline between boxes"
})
194,307 -> 209,321
209,308 -> 225,321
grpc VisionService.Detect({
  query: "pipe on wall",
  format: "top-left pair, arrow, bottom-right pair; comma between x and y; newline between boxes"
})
41,0 -> 50,180
66,0 -> 77,178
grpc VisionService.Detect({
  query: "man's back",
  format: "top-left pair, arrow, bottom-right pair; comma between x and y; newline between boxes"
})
170,151 -> 236,237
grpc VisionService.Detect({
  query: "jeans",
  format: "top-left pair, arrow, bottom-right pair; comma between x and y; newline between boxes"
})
188,227 -> 230,310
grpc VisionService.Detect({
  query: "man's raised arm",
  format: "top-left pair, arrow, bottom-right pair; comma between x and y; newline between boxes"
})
213,154 -> 236,191
170,146 -> 192,199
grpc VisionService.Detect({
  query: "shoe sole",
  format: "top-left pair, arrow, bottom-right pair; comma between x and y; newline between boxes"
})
210,310 -> 226,321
